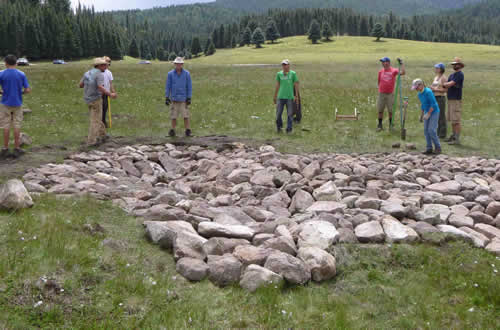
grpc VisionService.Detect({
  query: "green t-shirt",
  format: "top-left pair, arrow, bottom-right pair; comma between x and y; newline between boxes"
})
276,70 -> 298,100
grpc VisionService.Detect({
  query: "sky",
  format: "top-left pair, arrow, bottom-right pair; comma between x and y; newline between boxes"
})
70,0 -> 214,11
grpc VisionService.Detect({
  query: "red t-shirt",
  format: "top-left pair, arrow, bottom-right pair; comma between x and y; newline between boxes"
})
378,67 -> 399,94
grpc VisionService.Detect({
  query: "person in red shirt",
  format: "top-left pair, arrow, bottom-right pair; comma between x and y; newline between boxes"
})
377,57 -> 405,131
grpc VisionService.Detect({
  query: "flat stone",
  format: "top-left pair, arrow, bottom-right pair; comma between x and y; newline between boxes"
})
297,220 -> 339,250
416,204 -> 451,225
427,181 -> 461,195
232,245 -> 272,266
448,214 -> 474,228
262,236 -> 297,256
380,201 -> 407,219
198,222 -> 255,240
468,211 -> 494,225
306,201 -> 347,214
239,264 -> 283,292
436,225 -> 472,243
355,221 -> 385,243
459,227 -> 490,248
474,223 -> 500,239
381,216 -> 419,243
450,204 -> 470,217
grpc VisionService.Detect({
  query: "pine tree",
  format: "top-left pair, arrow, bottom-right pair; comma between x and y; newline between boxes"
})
205,40 -> 216,56
129,38 -> 140,58
265,19 -> 280,44
241,26 -> 252,46
322,22 -> 333,41
169,52 -> 176,61
308,19 -> 321,44
372,23 -> 384,41
251,27 -> 265,48
204,38 -> 211,54
191,36 -> 202,56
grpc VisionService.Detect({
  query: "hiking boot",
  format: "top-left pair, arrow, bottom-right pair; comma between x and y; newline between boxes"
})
12,148 -> 25,158
448,139 -> 461,145
434,148 -> 442,155
185,129 -> 192,137
286,128 -> 292,134
422,149 -> 434,155
444,134 -> 455,142
0,148 -> 9,159
376,123 -> 383,132
168,129 -> 176,137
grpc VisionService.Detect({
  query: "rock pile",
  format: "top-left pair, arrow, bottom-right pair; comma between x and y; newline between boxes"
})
21,143 -> 500,290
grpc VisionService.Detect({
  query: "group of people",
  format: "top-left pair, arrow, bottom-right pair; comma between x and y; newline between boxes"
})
0,52 -> 466,159
376,56 -> 465,155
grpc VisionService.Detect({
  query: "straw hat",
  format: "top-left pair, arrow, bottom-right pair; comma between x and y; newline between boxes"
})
450,57 -> 465,67
173,57 -> 184,64
93,57 -> 107,67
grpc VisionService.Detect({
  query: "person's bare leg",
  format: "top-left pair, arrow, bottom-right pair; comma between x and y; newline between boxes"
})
184,118 -> 190,130
13,127 -> 21,149
171,119 -> 177,130
3,128 -> 9,149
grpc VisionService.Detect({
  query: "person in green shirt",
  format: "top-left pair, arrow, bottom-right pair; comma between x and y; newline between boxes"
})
273,59 -> 300,133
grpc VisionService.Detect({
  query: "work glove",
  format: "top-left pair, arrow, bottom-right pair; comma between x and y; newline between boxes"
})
419,113 -> 424,123
186,98 -> 191,106
423,112 -> 431,121
397,58 -> 403,65
165,97 -> 171,106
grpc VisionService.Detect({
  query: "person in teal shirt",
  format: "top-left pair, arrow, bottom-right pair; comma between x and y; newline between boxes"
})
273,59 -> 299,133
412,78 -> 441,155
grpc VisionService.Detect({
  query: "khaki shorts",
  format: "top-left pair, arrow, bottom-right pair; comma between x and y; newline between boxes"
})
0,104 -> 23,129
170,101 -> 190,120
377,93 -> 394,114
447,100 -> 462,124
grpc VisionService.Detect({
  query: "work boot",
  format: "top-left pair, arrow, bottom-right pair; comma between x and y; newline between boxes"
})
434,148 -> 442,155
422,149 -> 434,155
444,134 -> 455,142
168,129 -> 176,137
376,123 -> 383,132
0,148 -> 9,159
448,136 -> 461,145
286,128 -> 292,134
185,129 -> 192,137
12,148 -> 25,159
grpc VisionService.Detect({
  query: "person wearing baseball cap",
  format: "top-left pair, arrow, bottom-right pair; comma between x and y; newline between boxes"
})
273,59 -> 300,133
412,78 -> 442,155
79,57 -> 117,146
165,57 -> 192,137
376,56 -> 405,131
443,57 -> 465,145
430,63 -> 448,138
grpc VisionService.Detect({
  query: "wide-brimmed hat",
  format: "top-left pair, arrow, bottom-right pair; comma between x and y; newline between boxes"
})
93,57 -> 107,67
450,57 -> 465,67
281,59 -> 290,65
173,57 -> 184,64
411,78 -> 424,90
103,56 -> 111,64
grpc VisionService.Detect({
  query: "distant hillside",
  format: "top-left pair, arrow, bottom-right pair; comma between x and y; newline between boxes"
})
452,0 -> 500,19
213,0 -> 481,16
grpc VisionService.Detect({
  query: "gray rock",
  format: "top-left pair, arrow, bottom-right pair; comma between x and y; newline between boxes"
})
243,206 -> 274,222
158,152 -> 181,173
474,223 -> 500,240
297,247 -> 336,282
355,221 -> 385,243
485,201 -> 500,218
416,204 -> 451,225
250,170 -> 275,187
485,238 -> 500,255
173,231 -> 208,261
262,236 -> 297,256
207,254 -> 243,287
297,220 -> 339,250
448,214 -> 474,228
436,225 -> 472,243
306,201 -> 347,214
381,216 -> 419,243
264,252 -> 311,285
252,233 -> 275,246
302,161 -> 321,180
0,179 -> 34,210
198,222 -> 255,240
280,158 -> 301,173
459,227 -> 490,248
468,211 -> 494,225
380,200 -> 407,219
427,181 -> 461,195
239,264 -> 283,292
203,237 -> 250,256
143,220 -> 196,246
407,221 -> 439,236
176,258 -> 209,281
450,204 -> 470,217
313,181 -> 342,202
233,245 -> 272,265
289,189 -> 314,213
275,225 -> 294,242
227,169 -> 252,184
337,228 -> 359,243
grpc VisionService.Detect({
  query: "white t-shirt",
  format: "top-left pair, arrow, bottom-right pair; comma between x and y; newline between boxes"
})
103,69 -> 114,92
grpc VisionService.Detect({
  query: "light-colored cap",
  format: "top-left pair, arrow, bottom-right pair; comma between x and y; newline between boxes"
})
93,57 -> 107,66
281,59 -> 290,65
173,57 -> 184,64
103,56 -> 111,63
411,78 -> 424,90
450,57 -> 465,67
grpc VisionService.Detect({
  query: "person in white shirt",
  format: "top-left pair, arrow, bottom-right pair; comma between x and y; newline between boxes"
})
102,56 -> 117,128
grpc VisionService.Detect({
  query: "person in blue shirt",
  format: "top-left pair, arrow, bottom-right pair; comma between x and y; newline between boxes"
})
443,57 -> 465,145
165,57 -> 192,137
412,78 -> 442,155
0,55 -> 31,159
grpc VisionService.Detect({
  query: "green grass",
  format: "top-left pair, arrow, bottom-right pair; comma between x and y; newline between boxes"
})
1,36 -> 500,327
1,195 -> 498,328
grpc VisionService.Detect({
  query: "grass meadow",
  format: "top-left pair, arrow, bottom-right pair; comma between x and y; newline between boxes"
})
1,36 -> 500,328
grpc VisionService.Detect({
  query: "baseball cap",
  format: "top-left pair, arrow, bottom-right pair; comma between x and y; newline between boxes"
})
411,78 -> 424,90
380,57 -> 390,63
434,63 -> 445,70
281,59 -> 290,65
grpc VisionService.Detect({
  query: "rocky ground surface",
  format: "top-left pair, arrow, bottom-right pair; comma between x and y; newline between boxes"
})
12,143 -> 500,291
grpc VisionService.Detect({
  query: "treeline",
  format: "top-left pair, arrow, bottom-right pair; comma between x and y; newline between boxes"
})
0,0 -> 125,60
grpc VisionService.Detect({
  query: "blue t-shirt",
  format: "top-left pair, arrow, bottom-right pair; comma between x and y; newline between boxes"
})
447,71 -> 464,100
418,87 -> 440,114
0,68 -> 30,107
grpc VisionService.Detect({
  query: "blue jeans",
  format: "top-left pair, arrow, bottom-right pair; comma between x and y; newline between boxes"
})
276,99 -> 293,131
424,112 -> 441,150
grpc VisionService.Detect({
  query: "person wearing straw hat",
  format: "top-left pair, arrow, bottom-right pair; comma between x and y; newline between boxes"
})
165,57 -> 192,137
443,57 -> 465,145
101,56 -> 117,128
430,63 -> 448,138
79,57 -> 116,146
273,59 -> 299,134
412,78 -> 442,155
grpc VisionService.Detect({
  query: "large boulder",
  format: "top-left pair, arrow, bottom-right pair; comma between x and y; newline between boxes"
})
0,179 -> 34,210
289,189 -> 314,213
198,222 -> 255,240
207,254 -> 243,287
297,221 -> 339,250
297,247 -> 336,282
312,181 -> 342,202
143,220 -> 196,246
239,264 -> 283,292
232,245 -> 272,266
264,252 -> 311,285
381,216 -> 419,243
173,231 -> 208,261
354,221 -> 385,243
176,258 -> 209,281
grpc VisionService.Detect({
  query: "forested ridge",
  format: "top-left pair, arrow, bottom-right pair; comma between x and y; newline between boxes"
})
1,0 -> 499,62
